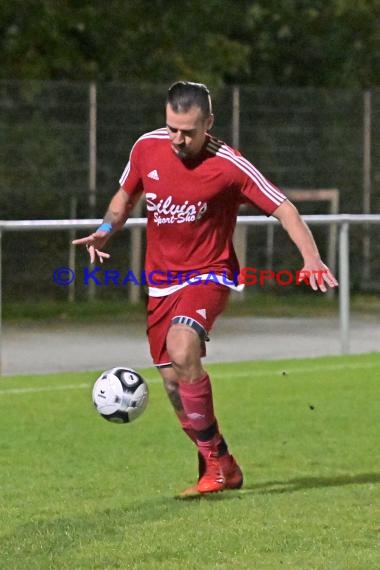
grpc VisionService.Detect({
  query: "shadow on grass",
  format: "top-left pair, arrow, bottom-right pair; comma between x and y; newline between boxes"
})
0,473 -> 380,570
243,471 -> 380,495
0,496 -> 189,562
2,472 -> 379,561
177,471 -> 380,501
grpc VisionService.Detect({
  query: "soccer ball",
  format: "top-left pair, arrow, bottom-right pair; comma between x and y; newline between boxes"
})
92,367 -> 149,423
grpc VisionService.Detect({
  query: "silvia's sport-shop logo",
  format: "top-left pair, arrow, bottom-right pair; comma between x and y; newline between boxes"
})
145,192 -> 208,225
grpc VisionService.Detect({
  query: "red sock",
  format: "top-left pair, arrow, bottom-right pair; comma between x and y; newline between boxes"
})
179,374 -> 222,456
196,427 -> 222,458
179,374 -> 215,431
175,409 -> 198,445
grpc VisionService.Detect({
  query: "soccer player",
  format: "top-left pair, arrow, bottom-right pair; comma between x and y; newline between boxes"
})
73,81 -> 338,496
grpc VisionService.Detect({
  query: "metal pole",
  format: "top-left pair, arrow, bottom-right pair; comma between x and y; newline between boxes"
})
326,190 -> 339,299
232,223 -> 247,301
339,222 -> 350,354
68,196 -> 77,303
88,82 -> 97,301
266,224 -> 274,270
232,86 -> 240,149
129,200 -> 143,304
231,86 -> 247,301
362,90 -> 371,284
0,231 -> 2,375
88,81 -> 97,216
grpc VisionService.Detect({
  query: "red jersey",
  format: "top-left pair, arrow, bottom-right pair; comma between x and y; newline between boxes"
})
119,128 -> 286,289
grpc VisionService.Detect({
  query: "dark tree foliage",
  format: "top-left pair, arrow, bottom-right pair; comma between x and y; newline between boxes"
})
0,0 -> 379,87
240,0 -> 380,87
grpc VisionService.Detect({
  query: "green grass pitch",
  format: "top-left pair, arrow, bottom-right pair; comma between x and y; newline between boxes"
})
1,353 -> 380,569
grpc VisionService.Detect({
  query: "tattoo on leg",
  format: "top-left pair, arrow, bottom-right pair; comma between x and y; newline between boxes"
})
166,386 -> 183,412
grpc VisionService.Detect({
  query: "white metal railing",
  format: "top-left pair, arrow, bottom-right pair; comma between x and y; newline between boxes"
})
1,214 -> 380,374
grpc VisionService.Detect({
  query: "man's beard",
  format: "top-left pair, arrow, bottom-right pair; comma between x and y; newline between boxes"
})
176,148 -> 189,160
172,144 -> 191,160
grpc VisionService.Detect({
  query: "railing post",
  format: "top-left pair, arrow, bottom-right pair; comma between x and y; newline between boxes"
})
232,86 -> 240,149
339,222 -> 350,354
68,196 -> 77,303
231,86 -> 248,301
362,90 -> 372,285
0,230 -> 2,375
129,201 -> 143,304
88,82 -> 97,301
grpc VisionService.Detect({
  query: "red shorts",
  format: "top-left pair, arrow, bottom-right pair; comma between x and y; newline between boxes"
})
146,282 -> 230,366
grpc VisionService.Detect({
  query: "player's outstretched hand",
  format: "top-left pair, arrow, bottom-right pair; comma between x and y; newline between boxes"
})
72,231 -> 111,264
299,258 -> 339,293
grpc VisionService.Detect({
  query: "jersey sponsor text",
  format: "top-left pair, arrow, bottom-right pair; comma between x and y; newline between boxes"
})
146,192 -> 207,225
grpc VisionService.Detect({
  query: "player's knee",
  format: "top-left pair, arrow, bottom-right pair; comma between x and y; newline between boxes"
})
166,324 -> 201,376
168,345 -> 193,371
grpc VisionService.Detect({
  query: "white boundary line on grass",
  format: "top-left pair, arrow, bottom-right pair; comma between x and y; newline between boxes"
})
0,382 -> 91,395
0,360 -> 378,396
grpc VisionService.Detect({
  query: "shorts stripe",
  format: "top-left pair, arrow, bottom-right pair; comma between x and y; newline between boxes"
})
155,362 -> 173,369
171,315 -> 209,341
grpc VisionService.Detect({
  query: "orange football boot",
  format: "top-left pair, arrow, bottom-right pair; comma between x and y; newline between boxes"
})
178,452 -> 243,498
